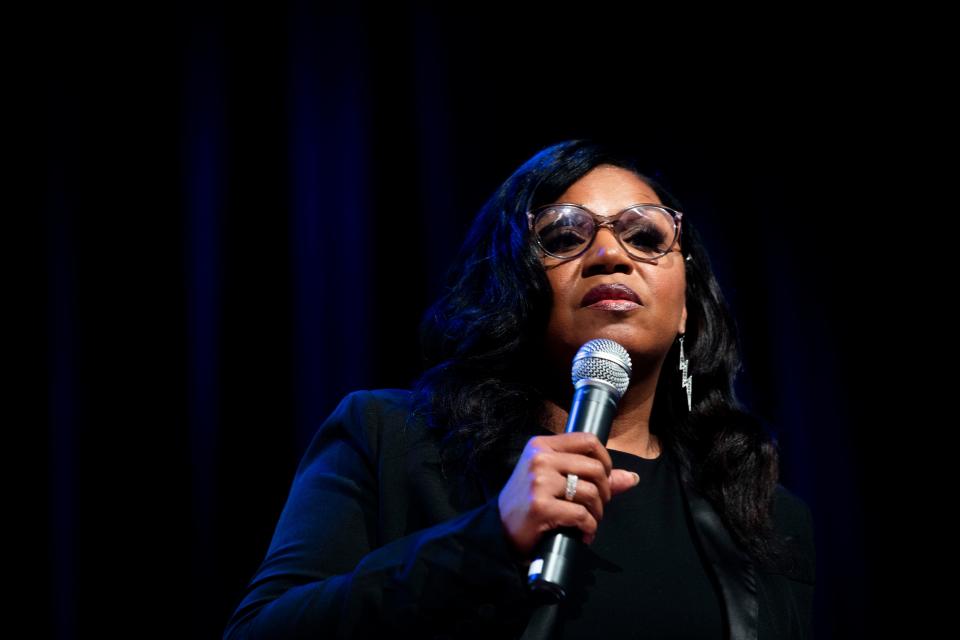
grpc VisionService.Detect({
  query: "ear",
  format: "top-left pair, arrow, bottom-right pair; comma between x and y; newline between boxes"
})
679,304 -> 687,335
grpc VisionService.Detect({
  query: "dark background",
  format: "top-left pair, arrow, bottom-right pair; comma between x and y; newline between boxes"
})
26,5 -> 938,639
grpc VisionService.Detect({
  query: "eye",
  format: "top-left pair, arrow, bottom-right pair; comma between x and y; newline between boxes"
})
540,225 -> 589,253
621,224 -> 667,251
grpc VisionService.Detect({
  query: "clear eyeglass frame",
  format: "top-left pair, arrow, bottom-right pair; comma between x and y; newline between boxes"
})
526,202 -> 684,263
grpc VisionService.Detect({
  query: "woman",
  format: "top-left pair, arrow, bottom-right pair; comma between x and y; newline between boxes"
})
223,139 -> 816,639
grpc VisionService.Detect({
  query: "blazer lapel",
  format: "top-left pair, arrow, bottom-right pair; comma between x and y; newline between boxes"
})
678,471 -> 759,640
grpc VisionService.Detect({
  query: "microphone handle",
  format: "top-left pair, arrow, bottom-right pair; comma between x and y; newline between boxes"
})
526,383 -> 619,601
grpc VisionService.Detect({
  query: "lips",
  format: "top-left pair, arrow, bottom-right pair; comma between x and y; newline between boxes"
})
580,283 -> 642,307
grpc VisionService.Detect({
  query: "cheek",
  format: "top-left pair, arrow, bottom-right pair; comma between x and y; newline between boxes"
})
648,270 -> 686,312
545,268 -> 578,312
544,270 -> 576,328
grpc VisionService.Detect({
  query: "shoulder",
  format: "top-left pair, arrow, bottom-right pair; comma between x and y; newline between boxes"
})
336,388 -> 417,436
766,483 -> 816,584
299,388 -> 415,461
314,388 -> 424,459
771,483 -> 814,538
361,388 -> 416,419
333,387 -> 413,412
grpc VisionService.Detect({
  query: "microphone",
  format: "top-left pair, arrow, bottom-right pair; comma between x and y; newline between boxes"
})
525,338 -> 632,601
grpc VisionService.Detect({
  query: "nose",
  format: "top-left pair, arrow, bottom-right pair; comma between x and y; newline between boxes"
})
581,225 -> 634,277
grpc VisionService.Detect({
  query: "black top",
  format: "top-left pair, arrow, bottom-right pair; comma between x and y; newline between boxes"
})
556,447 -> 724,639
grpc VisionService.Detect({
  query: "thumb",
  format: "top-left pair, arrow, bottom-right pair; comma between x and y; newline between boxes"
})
609,468 -> 641,495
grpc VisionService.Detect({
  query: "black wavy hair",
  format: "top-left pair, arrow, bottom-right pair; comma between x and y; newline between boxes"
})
410,138 -> 789,568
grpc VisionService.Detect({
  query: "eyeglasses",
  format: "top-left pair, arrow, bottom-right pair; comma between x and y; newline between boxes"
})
526,202 -> 684,262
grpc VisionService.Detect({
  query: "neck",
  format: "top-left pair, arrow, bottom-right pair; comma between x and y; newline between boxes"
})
539,361 -> 663,459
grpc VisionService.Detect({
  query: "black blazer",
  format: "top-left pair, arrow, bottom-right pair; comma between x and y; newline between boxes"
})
223,389 -> 816,639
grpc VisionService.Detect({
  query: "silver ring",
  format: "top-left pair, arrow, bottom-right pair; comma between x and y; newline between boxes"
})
565,473 -> 578,501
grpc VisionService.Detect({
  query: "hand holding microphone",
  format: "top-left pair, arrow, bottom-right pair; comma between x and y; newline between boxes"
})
498,431 -> 641,556
497,338 -> 638,600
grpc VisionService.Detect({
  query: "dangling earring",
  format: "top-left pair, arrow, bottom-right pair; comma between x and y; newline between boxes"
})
679,334 -> 692,411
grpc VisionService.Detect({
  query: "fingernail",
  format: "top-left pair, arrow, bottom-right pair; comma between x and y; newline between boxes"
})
631,472 -> 640,485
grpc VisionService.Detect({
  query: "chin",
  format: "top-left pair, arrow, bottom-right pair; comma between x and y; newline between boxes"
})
577,325 -> 641,349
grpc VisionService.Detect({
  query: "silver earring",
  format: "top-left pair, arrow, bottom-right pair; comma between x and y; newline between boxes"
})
679,334 -> 692,411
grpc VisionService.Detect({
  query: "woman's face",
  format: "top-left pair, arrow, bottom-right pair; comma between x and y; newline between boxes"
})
539,164 -> 688,375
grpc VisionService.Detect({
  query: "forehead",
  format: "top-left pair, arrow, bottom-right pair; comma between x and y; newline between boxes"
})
558,165 -> 662,214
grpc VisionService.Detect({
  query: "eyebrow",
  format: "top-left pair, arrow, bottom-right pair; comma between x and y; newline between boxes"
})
574,201 -> 662,215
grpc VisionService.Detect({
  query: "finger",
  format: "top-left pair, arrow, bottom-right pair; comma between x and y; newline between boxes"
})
609,468 -> 641,496
538,496 -> 598,542
535,432 -> 612,477
553,472 -> 604,524
536,450 -> 612,503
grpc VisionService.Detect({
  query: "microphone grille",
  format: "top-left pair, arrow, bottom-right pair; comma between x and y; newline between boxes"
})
571,338 -> 632,398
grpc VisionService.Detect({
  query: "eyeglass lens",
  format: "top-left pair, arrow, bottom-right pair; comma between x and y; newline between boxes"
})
533,205 -> 677,259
